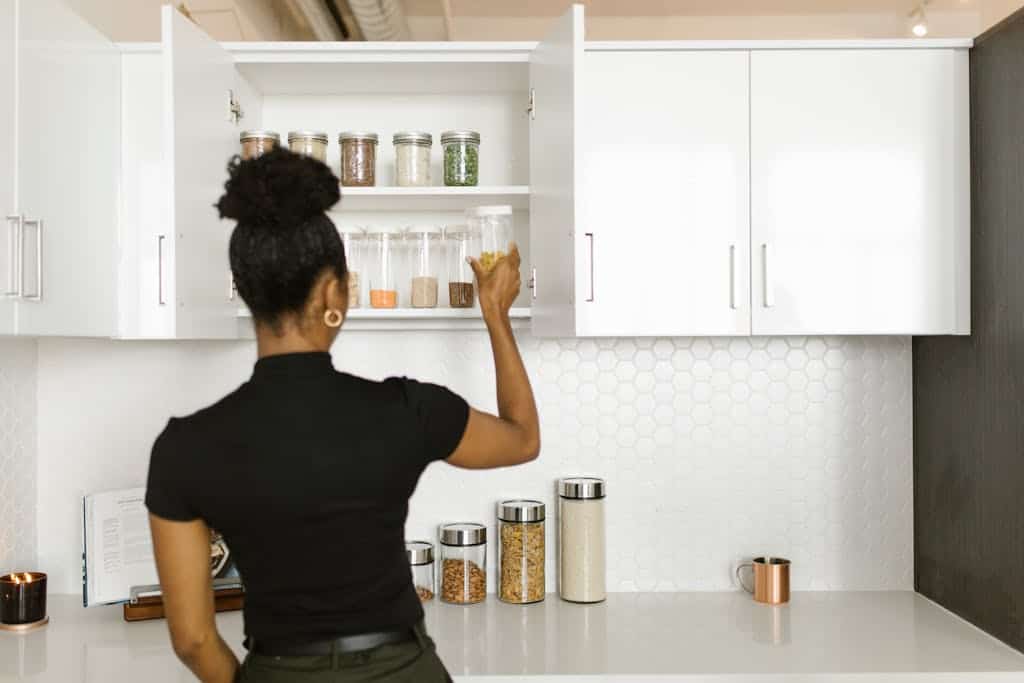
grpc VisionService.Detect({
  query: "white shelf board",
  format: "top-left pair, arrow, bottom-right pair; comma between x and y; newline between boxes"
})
337,186 -> 528,211
236,307 -> 531,332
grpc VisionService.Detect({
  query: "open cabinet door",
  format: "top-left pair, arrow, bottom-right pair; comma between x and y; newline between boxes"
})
163,5 -> 239,339
15,0 -> 119,336
0,0 -> 14,334
529,4 -> 583,338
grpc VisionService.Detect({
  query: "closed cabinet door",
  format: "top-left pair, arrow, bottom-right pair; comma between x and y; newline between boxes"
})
577,50 -> 751,337
0,0 -> 14,333
15,0 -> 119,336
750,49 -> 970,335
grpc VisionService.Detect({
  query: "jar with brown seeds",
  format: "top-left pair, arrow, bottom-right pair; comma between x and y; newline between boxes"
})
497,500 -> 545,604
439,523 -> 487,604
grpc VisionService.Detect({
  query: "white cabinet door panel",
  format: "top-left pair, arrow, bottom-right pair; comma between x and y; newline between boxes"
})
0,0 -> 14,333
578,50 -> 750,337
751,49 -> 969,335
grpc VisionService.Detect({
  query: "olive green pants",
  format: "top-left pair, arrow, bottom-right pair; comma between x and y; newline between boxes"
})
237,623 -> 452,683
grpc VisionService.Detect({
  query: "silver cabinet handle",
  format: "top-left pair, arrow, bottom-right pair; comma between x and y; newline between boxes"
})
585,232 -> 594,302
157,235 -> 166,305
4,214 -> 21,298
762,243 -> 774,308
22,218 -> 41,301
729,244 -> 738,310
529,266 -> 537,300
228,271 -> 236,301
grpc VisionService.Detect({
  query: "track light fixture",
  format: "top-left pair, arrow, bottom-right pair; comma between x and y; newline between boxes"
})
909,1 -> 930,38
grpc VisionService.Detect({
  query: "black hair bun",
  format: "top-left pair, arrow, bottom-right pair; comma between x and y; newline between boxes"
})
216,147 -> 340,231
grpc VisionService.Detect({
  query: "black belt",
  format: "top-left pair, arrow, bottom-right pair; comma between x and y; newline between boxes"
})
249,628 -> 416,657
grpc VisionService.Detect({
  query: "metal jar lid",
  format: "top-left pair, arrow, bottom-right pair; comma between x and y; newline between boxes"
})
497,499 -> 545,523
439,522 -> 487,546
441,130 -> 481,145
339,131 -> 379,144
240,130 -> 280,143
558,477 -> 606,500
405,541 -> 434,566
288,131 -> 329,144
393,131 -> 432,146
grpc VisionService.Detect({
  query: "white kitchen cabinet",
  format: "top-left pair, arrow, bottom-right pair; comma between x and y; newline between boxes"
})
749,49 -> 970,335
0,0 -> 15,334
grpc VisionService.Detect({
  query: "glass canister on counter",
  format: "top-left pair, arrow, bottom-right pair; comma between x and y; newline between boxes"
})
240,130 -> 279,160
367,227 -> 402,309
393,131 -> 432,187
446,225 -> 478,308
406,541 -> 435,602
439,523 -> 487,604
406,225 -> 442,308
558,477 -> 607,603
466,205 -> 513,273
498,500 -> 545,604
339,132 -> 378,187
339,225 -> 365,309
288,131 -> 328,163
441,130 -> 480,186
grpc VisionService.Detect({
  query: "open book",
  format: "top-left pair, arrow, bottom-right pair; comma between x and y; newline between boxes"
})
83,487 -> 241,606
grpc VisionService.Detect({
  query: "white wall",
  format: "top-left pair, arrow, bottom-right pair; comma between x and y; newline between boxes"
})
0,338 -> 37,573
37,333 -> 913,596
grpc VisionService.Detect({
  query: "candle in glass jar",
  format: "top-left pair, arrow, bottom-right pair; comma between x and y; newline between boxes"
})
0,572 -> 47,625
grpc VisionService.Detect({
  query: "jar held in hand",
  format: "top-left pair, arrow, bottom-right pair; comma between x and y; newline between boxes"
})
466,205 -> 513,273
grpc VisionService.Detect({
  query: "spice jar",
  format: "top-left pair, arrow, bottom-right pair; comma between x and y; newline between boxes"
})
339,132 -> 378,187
367,227 -> 401,309
442,130 -> 480,186
446,225 -> 478,308
439,523 -> 487,604
466,205 -> 513,273
393,131 -> 432,187
287,131 -> 328,163
240,130 -> 279,160
339,225 -> 365,309
406,541 -> 436,602
406,225 -> 442,308
558,477 -> 606,603
498,500 -> 545,604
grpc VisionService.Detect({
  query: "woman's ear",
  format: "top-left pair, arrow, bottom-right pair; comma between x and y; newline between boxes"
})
325,271 -> 349,316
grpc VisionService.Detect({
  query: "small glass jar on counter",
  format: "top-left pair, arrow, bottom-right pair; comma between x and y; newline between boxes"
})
288,131 -> 328,163
445,225 -> 478,308
442,130 -> 480,186
393,131 -> 432,187
498,500 -> 545,604
439,523 -> 487,604
406,226 -> 442,308
558,477 -> 606,603
466,205 -> 513,273
367,227 -> 402,309
339,225 -> 365,309
240,130 -> 279,160
406,541 -> 436,602
339,132 -> 378,187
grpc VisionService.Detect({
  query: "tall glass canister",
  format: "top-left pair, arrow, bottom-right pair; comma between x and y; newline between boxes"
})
558,477 -> 606,603
446,225 -> 478,308
339,225 -> 364,309
368,227 -> 401,309
498,500 -> 545,604
466,205 -> 513,273
406,226 -> 442,308
439,523 -> 487,604
406,541 -> 436,602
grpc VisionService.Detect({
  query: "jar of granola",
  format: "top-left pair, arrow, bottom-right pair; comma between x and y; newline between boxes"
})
498,500 -> 545,604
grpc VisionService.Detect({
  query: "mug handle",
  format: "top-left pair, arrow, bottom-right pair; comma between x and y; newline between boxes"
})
736,563 -> 754,594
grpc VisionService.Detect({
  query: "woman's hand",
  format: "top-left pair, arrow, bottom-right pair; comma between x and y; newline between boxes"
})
469,243 -> 522,321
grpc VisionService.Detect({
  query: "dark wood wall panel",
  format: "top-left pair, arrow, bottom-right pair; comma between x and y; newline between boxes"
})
913,8 -> 1024,652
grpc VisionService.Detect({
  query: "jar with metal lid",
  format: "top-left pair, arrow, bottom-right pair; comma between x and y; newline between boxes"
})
339,132 -> 378,187
367,227 -> 401,309
407,225 -> 441,308
446,225 -> 478,308
442,130 -> 480,186
339,225 -> 365,309
288,131 -> 328,163
558,477 -> 606,603
393,131 -> 432,187
498,500 -> 545,604
240,130 -> 279,160
439,523 -> 487,604
406,541 -> 436,602
466,205 -> 513,273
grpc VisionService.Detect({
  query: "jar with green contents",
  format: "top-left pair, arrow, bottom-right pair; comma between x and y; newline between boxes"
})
442,130 -> 480,186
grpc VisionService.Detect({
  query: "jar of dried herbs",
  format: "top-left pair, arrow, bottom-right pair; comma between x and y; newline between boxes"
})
287,131 -> 329,163
339,132 -> 378,186
441,130 -> 480,186
406,541 -> 436,602
498,500 -> 545,604
439,523 -> 487,604
240,130 -> 279,160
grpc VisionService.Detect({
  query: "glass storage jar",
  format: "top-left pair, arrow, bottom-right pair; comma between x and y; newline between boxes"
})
441,130 -> 480,186
439,523 -> 487,604
339,225 -> 365,309
240,130 -> 279,160
406,225 -> 442,308
406,541 -> 436,602
287,131 -> 328,163
498,500 -> 545,604
445,225 -> 478,308
367,227 -> 402,309
339,132 -> 378,187
558,477 -> 606,603
393,131 -> 432,187
466,205 -> 513,273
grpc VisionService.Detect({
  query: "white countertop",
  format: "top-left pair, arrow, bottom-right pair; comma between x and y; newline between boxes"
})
2,592 -> 1023,681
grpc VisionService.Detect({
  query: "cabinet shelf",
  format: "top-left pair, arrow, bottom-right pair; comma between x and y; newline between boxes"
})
236,307 -> 531,331
337,186 -> 528,212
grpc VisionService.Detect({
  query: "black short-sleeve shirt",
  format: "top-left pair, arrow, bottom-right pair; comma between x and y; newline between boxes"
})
145,352 -> 469,643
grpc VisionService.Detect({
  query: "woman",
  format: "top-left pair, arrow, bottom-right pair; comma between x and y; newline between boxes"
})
145,148 -> 540,683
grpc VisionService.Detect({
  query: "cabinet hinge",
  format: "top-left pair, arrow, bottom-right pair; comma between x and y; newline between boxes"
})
527,88 -> 535,120
227,89 -> 243,124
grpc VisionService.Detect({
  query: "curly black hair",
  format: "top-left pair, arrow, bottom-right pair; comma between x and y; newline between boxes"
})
216,148 -> 345,329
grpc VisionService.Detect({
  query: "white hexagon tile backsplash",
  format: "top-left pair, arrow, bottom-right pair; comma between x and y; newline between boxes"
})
0,338 -> 38,573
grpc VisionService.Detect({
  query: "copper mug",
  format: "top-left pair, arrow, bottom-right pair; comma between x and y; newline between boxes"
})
736,557 -> 790,605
